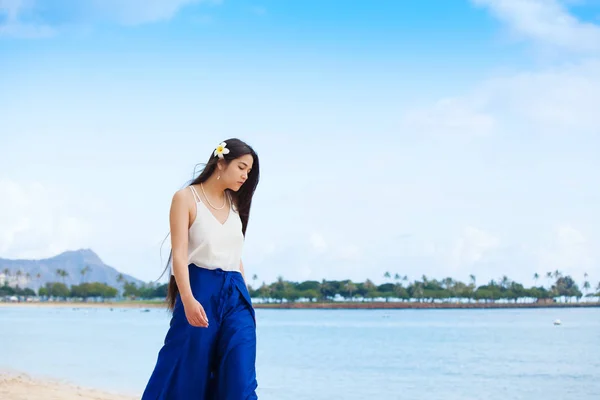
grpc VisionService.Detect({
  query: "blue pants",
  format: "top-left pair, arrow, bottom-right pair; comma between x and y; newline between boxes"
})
142,265 -> 258,399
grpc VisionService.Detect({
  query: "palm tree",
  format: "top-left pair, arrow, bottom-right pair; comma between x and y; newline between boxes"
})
116,273 -> 125,295
62,270 -> 69,285
252,274 -> 258,289
546,272 -> 553,288
55,269 -> 69,285
465,274 -> 476,302
442,277 -> 453,289
345,281 -> 357,301
384,271 -> 391,282
2,268 -> 10,286
80,265 -> 92,284
413,281 -> 424,302
16,270 -> 22,285
363,279 -> 376,301
553,270 -> 562,280
533,273 -> 539,287
394,273 -> 401,286
443,277 -> 455,301
583,281 -> 591,297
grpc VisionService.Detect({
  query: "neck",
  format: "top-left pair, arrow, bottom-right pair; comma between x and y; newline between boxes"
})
201,175 -> 226,199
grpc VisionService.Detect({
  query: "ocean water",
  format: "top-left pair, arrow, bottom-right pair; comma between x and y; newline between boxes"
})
1,305 -> 599,399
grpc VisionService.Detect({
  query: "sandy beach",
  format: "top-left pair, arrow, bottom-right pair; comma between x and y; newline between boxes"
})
0,371 -> 137,400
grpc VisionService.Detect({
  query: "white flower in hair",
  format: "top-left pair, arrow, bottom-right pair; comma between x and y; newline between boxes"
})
214,142 -> 230,159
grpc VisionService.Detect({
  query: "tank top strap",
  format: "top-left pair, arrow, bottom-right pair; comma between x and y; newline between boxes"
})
189,185 -> 201,203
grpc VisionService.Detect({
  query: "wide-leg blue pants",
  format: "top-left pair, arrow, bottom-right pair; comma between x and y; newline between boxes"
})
142,264 -> 258,400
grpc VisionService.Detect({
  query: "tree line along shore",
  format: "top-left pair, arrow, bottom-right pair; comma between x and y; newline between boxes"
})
2,268 -> 599,308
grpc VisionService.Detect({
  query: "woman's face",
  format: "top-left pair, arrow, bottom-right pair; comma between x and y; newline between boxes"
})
220,154 -> 254,191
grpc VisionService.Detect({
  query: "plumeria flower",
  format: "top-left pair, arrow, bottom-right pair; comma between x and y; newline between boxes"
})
214,142 -> 230,159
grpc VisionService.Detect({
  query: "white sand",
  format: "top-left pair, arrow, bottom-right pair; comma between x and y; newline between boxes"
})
0,371 -> 138,400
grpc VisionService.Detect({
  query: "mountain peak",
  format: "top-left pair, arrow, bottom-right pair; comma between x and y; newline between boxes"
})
52,248 -> 103,265
0,249 -> 143,289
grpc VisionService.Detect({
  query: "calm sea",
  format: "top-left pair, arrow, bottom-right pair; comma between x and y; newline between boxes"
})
1,305 -> 599,399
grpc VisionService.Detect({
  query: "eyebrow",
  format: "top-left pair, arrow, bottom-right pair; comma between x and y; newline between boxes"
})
239,161 -> 251,167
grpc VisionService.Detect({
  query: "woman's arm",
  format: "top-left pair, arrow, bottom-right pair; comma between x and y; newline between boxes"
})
240,259 -> 247,285
170,189 -> 208,327
170,189 -> 194,303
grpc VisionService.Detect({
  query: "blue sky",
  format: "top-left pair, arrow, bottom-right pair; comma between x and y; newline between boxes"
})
1,0 -> 599,289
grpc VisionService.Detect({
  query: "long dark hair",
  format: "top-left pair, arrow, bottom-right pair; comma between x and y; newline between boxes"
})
159,138 -> 260,311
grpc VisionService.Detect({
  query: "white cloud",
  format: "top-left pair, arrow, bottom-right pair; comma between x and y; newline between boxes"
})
309,232 -> 328,253
472,0 -> 600,53
0,0 -> 220,37
537,225 -> 595,276
404,1 -> 600,141
485,60 -> 600,134
400,2 -> 600,290
243,238 -> 277,265
450,226 -> 501,268
400,58 -> 600,139
308,231 -> 363,261
0,180 -> 97,259
0,21 -> 54,38
0,0 -> 54,37
89,0 -> 217,25
333,244 -> 362,261
0,0 -> 24,18
400,96 -> 497,139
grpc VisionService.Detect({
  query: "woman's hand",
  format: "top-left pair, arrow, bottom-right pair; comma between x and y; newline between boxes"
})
182,297 -> 209,328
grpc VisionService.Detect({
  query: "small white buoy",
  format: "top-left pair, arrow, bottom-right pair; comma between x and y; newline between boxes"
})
553,319 -> 561,325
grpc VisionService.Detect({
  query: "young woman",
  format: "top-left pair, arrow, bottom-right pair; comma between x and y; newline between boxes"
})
142,138 -> 260,400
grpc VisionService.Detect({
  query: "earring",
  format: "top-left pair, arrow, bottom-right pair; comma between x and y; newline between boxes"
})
217,175 -> 220,180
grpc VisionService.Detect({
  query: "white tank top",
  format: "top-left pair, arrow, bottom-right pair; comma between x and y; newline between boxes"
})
185,185 -> 244,272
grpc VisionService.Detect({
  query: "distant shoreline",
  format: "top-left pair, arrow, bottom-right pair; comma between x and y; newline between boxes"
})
2,300 -> 599,310
253,301 -> 600,309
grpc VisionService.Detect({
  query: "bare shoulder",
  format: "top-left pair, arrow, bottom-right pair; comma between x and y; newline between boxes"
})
171,186 -> 194,210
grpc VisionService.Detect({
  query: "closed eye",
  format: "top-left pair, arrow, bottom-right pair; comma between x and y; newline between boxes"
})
239,162 -> 252,173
